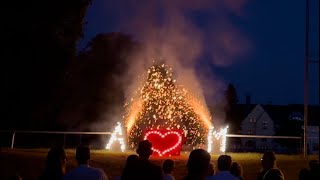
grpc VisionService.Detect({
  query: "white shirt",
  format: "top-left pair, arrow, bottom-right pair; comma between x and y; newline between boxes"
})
63,164 -> 108,180
207,171 -> 239,180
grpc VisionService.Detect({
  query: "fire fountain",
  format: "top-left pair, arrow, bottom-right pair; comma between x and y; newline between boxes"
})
106,63 -> 227,155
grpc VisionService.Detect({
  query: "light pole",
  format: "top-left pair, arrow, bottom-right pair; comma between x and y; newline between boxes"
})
318,0 -> 320,105
303,0 -> 310,158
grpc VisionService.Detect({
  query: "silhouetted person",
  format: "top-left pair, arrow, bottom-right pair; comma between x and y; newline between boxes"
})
309,160 -> 320,179
63,146 -> 108,180
183,149 -> 211,180
230,162 -> 243,180
122,140 -> 162,180
163,159 -> 175,180
206,163 -> 215,179
256,151 -> 284,180
298,168 -> 310,180
209,155 -> 238,180
39,147 -> 67,180
120,154 -> 139,180
299,160 -> 320,180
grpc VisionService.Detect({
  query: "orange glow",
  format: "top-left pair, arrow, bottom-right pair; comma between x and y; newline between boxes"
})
185,91 -> 213,128
125,100 -> 142,134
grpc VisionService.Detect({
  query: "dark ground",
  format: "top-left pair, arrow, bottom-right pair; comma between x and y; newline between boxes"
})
0,148 -> 318,180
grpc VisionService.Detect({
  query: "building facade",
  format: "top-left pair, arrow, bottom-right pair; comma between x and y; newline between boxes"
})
240,104 -> 274,151
239,104 -> 319,154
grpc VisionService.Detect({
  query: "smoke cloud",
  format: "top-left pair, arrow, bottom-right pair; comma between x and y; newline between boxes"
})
88,0 -> 252,129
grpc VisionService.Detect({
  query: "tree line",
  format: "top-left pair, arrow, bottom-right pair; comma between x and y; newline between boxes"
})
4,1 -> 137,131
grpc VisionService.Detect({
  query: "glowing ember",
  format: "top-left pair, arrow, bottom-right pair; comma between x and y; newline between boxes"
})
124,64 -> 213,148
106,122 -> 126,152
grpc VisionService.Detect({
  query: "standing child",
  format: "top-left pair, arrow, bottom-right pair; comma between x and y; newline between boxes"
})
163,159 -> 175,180
230,162 -> 244,180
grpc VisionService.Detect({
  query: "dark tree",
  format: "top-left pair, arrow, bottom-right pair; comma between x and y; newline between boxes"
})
224,84 -> 239,109
4,0 -> 92,130
224,84 -> 239,133
56,33 -> 139,129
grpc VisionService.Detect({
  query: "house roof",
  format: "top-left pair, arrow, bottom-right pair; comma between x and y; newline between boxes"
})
209,104 -> 319,135
261,104 -> 319,136
209,104 -> 256,133
262,104 -> 319,126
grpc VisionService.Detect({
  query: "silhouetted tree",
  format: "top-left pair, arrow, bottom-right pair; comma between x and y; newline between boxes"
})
224,84 -> 239,109
56,33 -> 139,129
4,0 -> 92,130
224,84 -> 239,133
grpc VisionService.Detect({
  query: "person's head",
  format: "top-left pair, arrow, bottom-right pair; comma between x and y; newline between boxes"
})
163,159 -> 175,174
187,149 -> 211,178
121,154 -> 139,178
76,146 -> 90,165
136,140 -> 153,159
208,163 -> 214,176
46,147 -> 67,174
230,162 -> 243,178
261,151 -> 276,170
125,154 -> 138,167
217,155 -> 232,171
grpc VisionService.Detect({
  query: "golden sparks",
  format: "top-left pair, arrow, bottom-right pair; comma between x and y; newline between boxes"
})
124,64 -> 212,148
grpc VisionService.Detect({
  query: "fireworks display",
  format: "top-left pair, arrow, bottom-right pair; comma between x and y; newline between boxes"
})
209,126 -> 229,153
124,64 -> 213,148
106,122 -> 126,152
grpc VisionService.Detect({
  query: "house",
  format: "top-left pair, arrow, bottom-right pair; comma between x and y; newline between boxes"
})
240,104 -> 274,151
239,104 -> 319,154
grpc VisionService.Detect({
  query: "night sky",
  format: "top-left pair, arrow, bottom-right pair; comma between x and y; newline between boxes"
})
80,0 -> 319,105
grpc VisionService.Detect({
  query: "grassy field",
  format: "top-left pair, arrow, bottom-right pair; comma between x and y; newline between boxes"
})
0,148 -> 318,180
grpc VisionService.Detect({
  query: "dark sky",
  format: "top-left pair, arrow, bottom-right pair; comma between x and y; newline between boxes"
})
80,0 -> 319,105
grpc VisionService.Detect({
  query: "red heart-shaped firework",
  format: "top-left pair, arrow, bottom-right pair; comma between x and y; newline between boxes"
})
144,130 -> 183,156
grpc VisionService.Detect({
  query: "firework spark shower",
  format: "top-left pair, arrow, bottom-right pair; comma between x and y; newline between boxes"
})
125,64 -> 213,148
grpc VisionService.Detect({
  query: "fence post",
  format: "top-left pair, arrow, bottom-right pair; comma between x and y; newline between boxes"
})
11,131 -> 16,149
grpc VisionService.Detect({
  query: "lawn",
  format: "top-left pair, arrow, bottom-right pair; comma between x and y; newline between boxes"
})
0,148 -> 318,180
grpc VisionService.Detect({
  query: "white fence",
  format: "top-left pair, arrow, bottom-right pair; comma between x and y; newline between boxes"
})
226,134 -> 301,139
0,130 -> 301,149
0,130 -> 112,149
